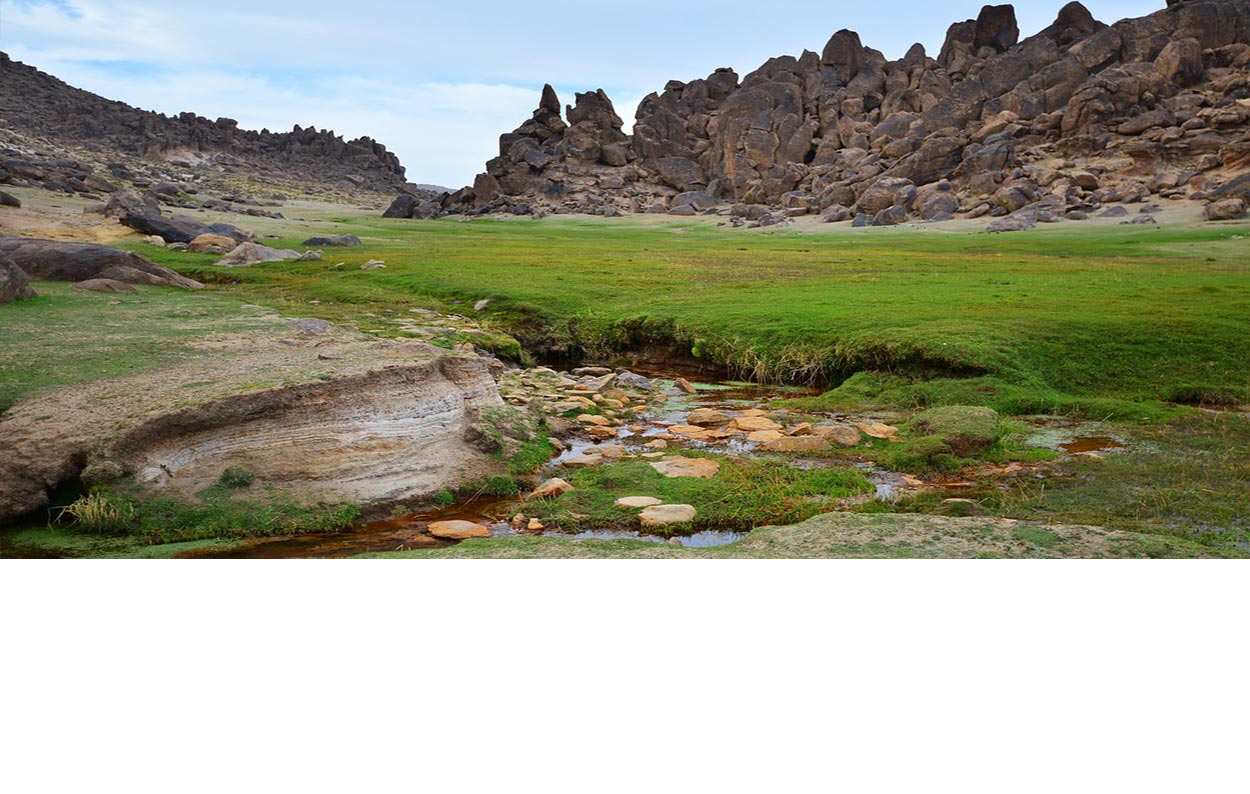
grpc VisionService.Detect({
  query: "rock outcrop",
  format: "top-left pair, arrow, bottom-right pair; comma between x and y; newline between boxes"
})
0,354 -> 505,523
0,235 -> 203,289
424,0 -> 1250,225
0,257 -> 36,302
0,51 -> 407,192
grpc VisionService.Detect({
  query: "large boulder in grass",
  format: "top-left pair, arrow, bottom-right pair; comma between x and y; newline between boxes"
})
118,210 -> 205,243
911,406 -> 1001,456
73,278 -> 137,293
215,242 -> 301,267
0,258 -> 37,302
0,235 -> 202,289
1204,199 -> 1247,221
301,234 -> 361,246
383,194 -> 417,218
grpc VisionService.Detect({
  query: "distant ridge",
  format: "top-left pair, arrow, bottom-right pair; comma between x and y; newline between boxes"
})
0,52 -> 407,192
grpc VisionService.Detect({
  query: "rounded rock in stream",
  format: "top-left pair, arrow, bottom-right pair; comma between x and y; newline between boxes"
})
639,504 -> 697,526
427,520 -> 491,539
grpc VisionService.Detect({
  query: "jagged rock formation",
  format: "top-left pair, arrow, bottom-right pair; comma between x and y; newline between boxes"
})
0,52 -> 406,192
427,0 -> 1250,225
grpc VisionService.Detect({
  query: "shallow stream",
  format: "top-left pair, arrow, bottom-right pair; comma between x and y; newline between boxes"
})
184,370 -> 899,557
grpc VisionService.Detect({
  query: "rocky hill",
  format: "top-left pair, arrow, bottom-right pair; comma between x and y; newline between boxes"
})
0,52 -> 407,192
401,0 -> 1250,227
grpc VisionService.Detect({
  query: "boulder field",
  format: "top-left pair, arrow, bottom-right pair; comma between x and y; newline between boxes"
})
389,0 -> 1250,227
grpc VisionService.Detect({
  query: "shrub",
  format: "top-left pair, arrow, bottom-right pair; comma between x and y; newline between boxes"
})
58,492 -> 136,534
218,466 -> 256,488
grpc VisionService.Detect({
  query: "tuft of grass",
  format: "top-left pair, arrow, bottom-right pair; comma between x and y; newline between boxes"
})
458,475 -> 523,498
48,485 -> 359,545
507,436 -> 556,475
56,492 -> 136,535
218,466 -> 256,489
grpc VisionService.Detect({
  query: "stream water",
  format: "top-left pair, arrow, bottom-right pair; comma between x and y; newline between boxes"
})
181,369 -> 1139,559
12,365 -> 1145,559
181,371 -> 882,558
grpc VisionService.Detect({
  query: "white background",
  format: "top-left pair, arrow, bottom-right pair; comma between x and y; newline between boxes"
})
2,561 -> 1245,793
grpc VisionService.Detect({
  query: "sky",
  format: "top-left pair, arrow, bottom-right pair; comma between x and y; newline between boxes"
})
1,0 -> 1162,189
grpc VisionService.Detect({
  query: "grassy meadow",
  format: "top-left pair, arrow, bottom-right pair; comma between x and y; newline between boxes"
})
5,208 -> 1249,557
129,215 -> 1250,418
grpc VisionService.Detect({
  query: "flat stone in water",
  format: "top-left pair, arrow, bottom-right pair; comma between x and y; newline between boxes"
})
427,520 -> 491,539
730,416 -> 782,432
639,504 -> 697,526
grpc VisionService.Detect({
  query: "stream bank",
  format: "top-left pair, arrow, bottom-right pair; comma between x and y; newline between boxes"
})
179,364 -> 1131,559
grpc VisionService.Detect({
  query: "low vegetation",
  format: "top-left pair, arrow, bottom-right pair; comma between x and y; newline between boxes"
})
525,454 -> 872,533
53,484 -> 358,545
133,218 -> 1250,420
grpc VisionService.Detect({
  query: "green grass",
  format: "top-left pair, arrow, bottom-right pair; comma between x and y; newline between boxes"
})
524,453 -> 872,533
356,511 -> 1245,559
990,411 -> 1250,543
0,527 -> 240,559
127,218 -> 1250,417
39,485 -> 360,546
0,281 -> 283,413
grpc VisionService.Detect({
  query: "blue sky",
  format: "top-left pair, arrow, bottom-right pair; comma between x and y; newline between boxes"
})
1,0 -> 1161,188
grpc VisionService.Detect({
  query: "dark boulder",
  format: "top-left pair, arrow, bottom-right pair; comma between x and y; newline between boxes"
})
301,234 -> 362,246
974,5 -> 1020,53
0,235 -> 202,289
652,156 -> 707,191
0,258 -> 36,302
0,190 -> 20,208
73,278 -> 137,293
117,206 -> 209,244
1204,199 -> 1248,221
383,194 -> 418,218
872,206 -> 909,226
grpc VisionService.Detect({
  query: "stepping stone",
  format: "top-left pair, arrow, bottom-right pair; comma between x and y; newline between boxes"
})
639,504 -> 697,526
747,430 -> 785,443
528,478 -> 573,499
564,451 -> 605,467
858,422 -> 901,440
687,408 -> 731,426
668,425 -> 705,436
649,457 -> 720,479
814,424 -> 861,447
615,496 -> 664,508
730,416 -> 782,432
427,520 -> 491,539
761,436 -> 832,453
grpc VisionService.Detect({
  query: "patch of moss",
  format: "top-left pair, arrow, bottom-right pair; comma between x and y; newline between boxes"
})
911,405 -> 1002,456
